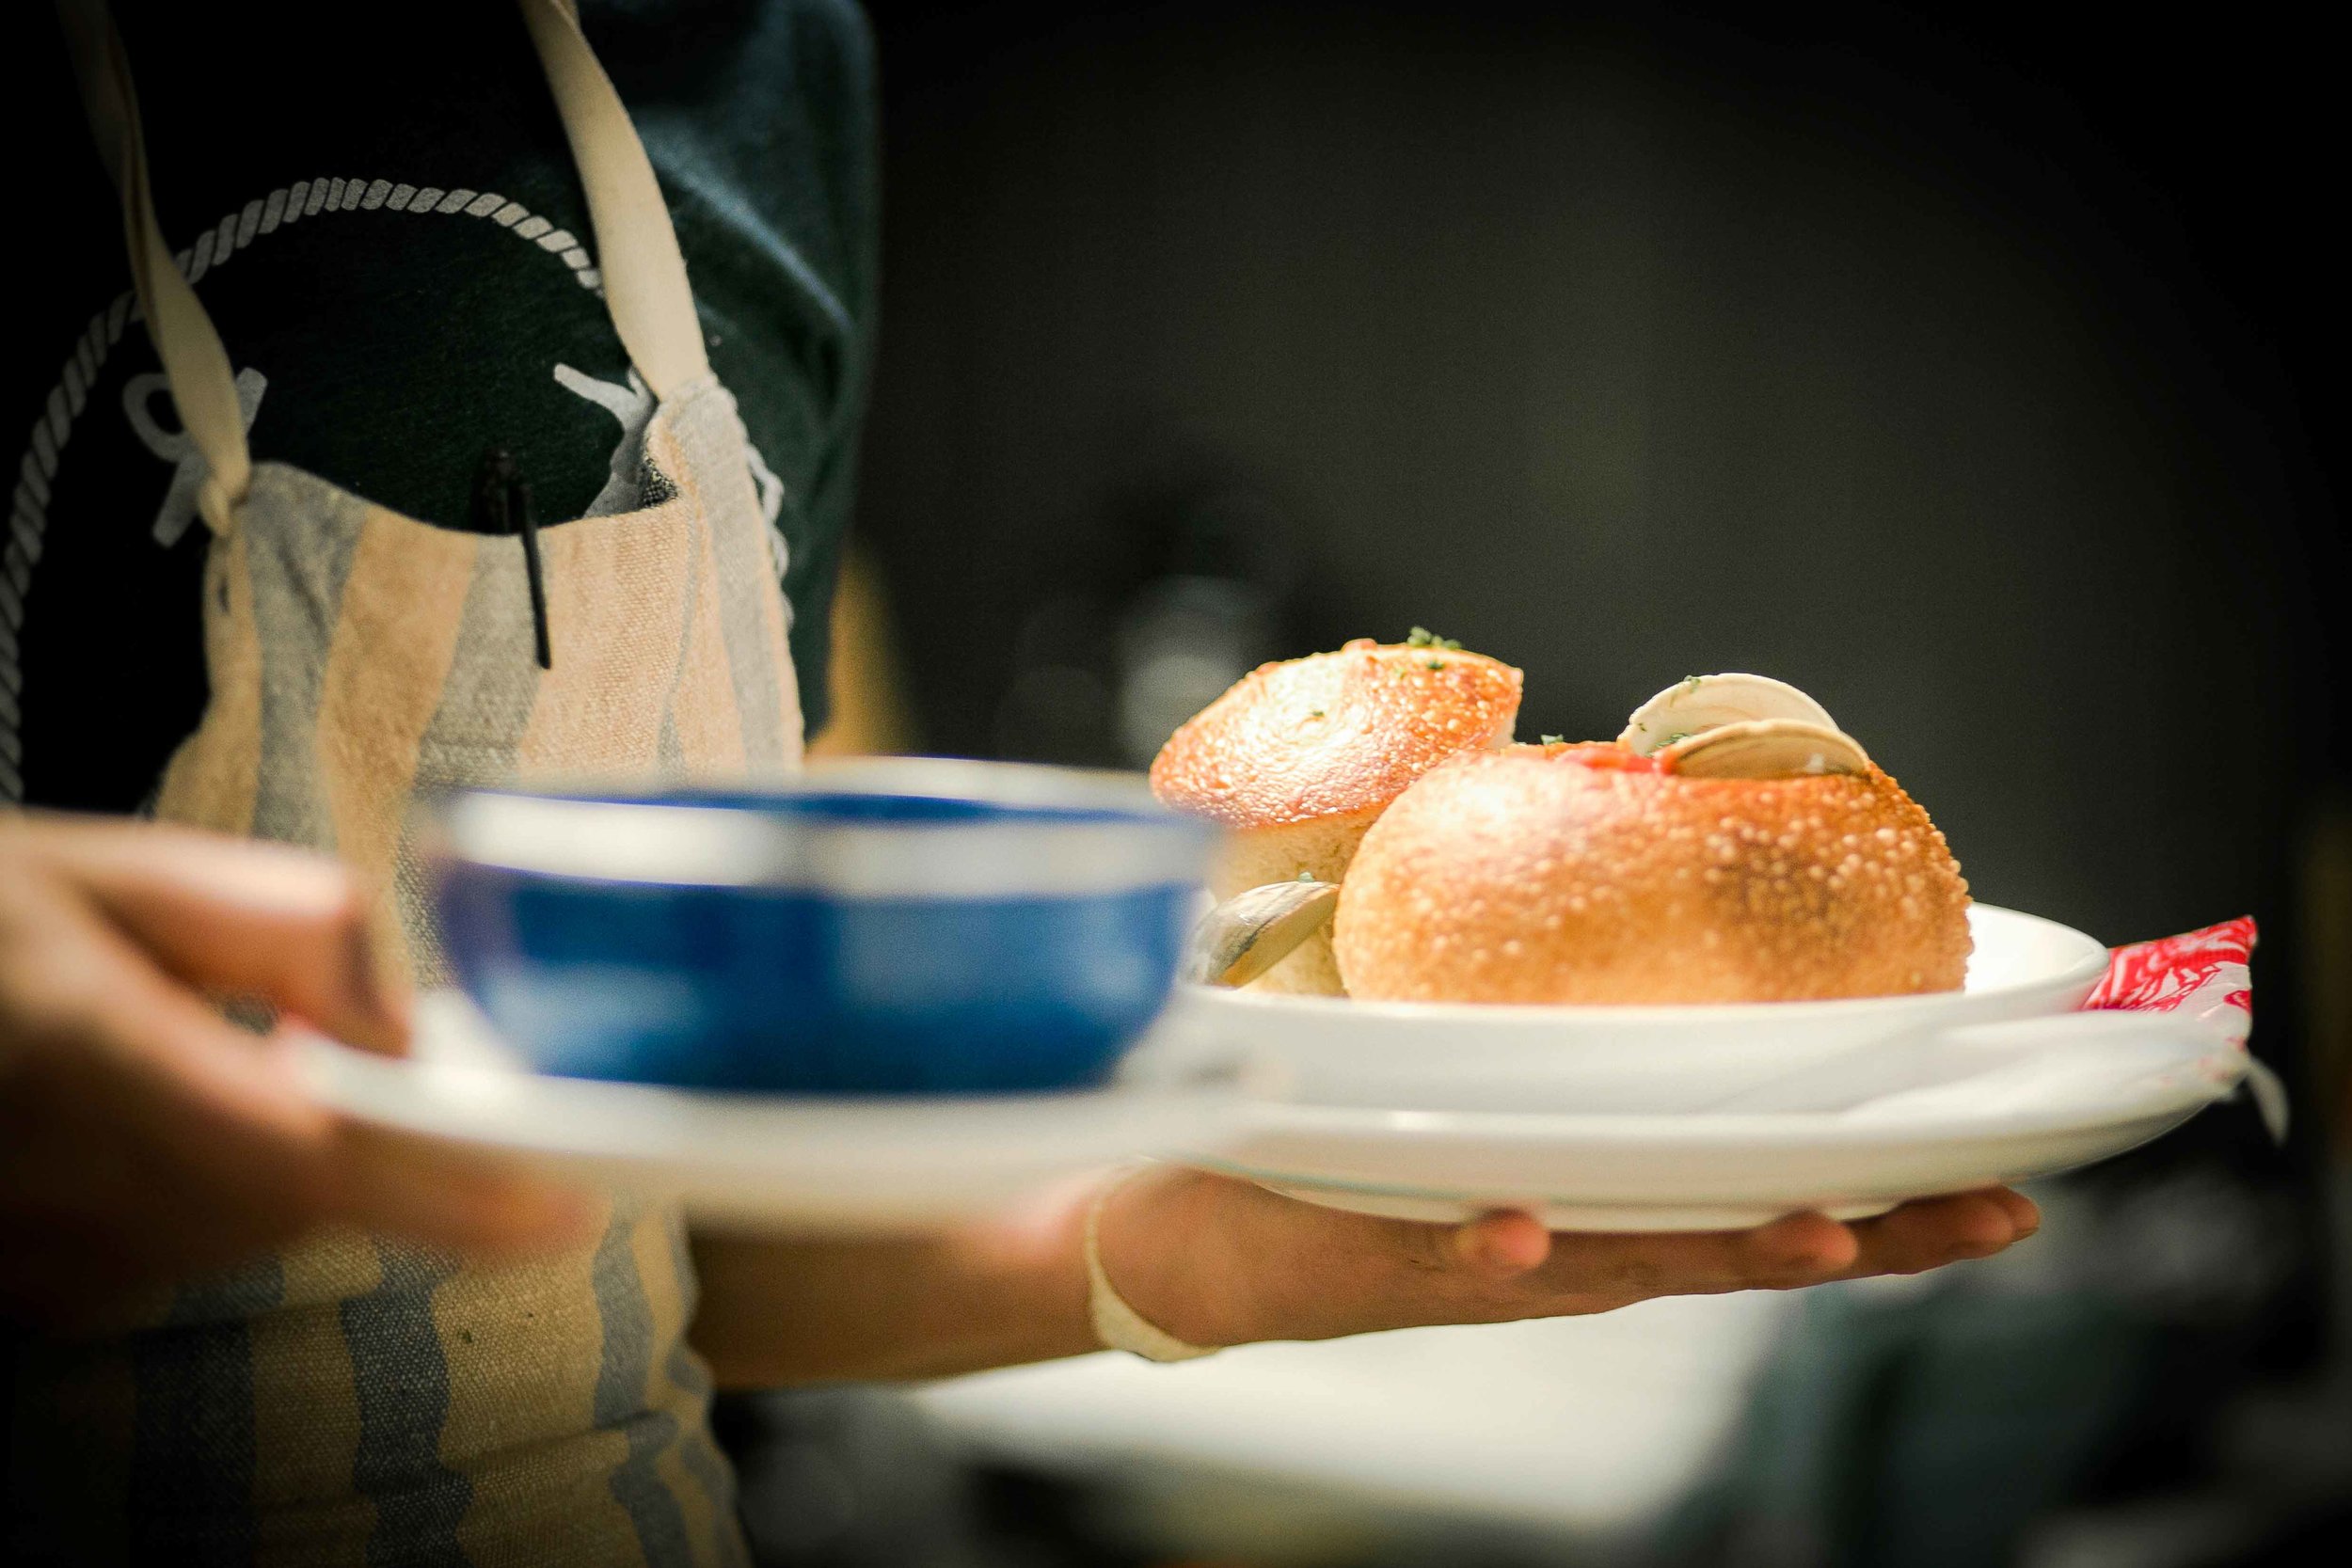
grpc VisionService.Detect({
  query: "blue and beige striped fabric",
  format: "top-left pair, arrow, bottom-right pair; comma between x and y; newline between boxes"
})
13,6 -> 803,1559
2,362 -> 798,1568
148,378 -> 803,995
8,1201 -> 750,1566
16,0 -> 809,1551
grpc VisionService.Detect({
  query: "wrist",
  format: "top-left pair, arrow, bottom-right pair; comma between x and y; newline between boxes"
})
1091,1165 -> 1266,1350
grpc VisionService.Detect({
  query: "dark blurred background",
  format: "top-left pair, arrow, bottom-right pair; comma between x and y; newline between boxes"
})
853,0 -> 2338,954
739,3 -> 2349,1565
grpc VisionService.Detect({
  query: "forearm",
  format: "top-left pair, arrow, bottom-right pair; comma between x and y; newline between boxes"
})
687,1179 -> 1100,1386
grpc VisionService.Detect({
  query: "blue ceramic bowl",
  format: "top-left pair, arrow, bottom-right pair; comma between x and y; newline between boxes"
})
423,761 -> 1216,1095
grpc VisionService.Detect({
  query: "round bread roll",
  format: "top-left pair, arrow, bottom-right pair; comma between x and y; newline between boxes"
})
1151,637 -> 1523,993
1332,742 -> 1971,1004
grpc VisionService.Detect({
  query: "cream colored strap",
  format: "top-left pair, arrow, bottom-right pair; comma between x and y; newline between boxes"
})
516,0 -> 711,401
1084,1171 -> 1220,1363
56,0 -> 250,533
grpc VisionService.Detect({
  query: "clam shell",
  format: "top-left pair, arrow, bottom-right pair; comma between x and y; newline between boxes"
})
1185,879 -> 1341,988
1661,719 -> 1870,778
1620,673 -> 1840,756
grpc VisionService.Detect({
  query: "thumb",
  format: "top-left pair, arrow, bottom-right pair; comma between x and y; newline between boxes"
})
34,818 -> 410,1055
1451,1211 -> 1551,1276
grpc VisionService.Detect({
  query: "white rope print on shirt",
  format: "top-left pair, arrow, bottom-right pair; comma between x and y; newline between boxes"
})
0,177 -> 790,803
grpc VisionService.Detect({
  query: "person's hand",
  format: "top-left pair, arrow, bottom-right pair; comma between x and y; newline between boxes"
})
0,814 -> 591,1328
1097,1164 -> 2038,1346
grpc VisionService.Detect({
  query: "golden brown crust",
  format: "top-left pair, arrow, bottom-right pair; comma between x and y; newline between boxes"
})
1332,744 -> 1972,1004
1149,640 -> 1523,830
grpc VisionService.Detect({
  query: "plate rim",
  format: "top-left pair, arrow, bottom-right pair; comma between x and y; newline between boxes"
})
1182,903 -> 2107,1027
1191,1101 -> 2201,1209
301,1030 -> 1249,1164
1225,1053 -> 2244,1150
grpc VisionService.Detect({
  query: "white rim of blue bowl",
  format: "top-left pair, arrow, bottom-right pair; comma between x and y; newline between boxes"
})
426,760 -> 1212,897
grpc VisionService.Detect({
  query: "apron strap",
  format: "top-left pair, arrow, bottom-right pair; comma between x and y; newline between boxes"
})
56,0 -> 249,534
516,0 -> 712,401
55,0 -> 711,539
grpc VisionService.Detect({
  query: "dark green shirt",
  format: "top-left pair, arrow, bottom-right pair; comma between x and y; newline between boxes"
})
1,0 -> 877,811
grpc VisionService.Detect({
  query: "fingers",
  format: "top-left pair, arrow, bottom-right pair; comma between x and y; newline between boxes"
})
1738,1210 -> 1865,1275
28,816 -> 409,1055
1443,1210 -> 1856,1286
1982,1186 -> 2043,1236
4,899 -> 343,1204
1274,1202 -> 1858,1334
1502,1210 -> 1850,1305
1837,1188 -> 2035,1278
22,930 -> 588,1259
1123,1172 -> 2050,1349
332,1126 -> 598,1258
1453,1187 -> 2039,1314
1451,1211 -> 1552,1275
0,943 -> 337,1323
1,866 -> 585,1323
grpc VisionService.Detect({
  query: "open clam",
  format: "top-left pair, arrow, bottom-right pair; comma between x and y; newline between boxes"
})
1185,878 -> 1340,988
1660,718 -> 1869,777
1623,673 -> 1869,778
1620,673 -> 1840,755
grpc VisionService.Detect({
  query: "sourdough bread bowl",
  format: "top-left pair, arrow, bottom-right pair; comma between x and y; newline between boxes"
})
1330,739 -> 1971,1004
1149,635 -> 1522,993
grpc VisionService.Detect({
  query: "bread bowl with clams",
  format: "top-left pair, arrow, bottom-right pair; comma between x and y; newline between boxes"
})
1149,633 -> 1521,993
1330,736 -> 1971,1004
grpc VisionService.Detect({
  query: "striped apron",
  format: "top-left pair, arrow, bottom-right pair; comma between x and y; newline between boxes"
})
8,3 -> 798,1562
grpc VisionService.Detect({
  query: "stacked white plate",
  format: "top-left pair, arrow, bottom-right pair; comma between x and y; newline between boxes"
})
306,905 -> 2261,1234
1129,905 -> 2260,1230
302,995 -> 1252,1231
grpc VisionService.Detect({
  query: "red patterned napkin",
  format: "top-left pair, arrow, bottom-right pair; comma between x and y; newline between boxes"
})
2083,917 -> 2256,1047
2085,916 -> 2279,1138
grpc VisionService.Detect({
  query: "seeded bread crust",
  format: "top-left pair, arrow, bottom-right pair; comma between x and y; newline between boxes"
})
1149,640 -> 1523,830
1150,639 -> 1523,995
1332,744 -> 1972,1004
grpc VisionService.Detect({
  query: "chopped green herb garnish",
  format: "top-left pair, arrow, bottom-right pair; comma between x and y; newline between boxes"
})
1425,658 -> 1445,671
1296,870 -> 1316,881
1683,675 -> 1705,693
1405,626 -> 1462,651
1665,731 -> 1694,744
1540,734 -> 1565,745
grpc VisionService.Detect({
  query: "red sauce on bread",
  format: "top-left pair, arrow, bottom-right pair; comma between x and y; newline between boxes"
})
1537,740 -> 1663,772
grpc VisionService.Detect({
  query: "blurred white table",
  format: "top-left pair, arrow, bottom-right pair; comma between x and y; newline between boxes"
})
913,1291 -> 1793,1538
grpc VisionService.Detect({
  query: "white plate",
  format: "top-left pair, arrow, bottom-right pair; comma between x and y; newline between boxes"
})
304,993 -> 1249,1232
1187,1023 -> 2249,1231
1166,904 -> 2109,1114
